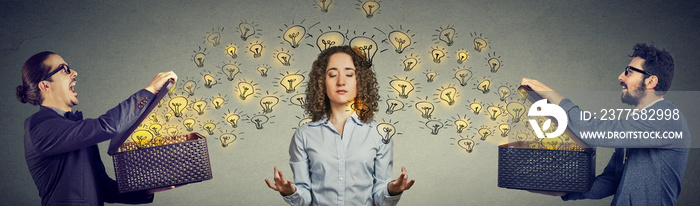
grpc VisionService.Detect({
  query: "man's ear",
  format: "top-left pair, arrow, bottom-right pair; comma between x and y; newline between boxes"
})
645,75 -> 658,90
38,81 -> 50,92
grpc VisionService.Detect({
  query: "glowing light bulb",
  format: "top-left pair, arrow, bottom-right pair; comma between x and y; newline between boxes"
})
469,101 -> 482,115
225,44 -> 237,59
183,118 -> 196,132
192,99 -> 207,115
257,65 -> 269,77
498,86 -> 510,101
149,122 -> 162,137
377,123 -> 396,144
202,120 -> 217,135
193,50 -> 206,68
478,127 -> 492,140
517,86 -> 529,100
183,80 -> 197,97
542,137 -> 563,150
219,133 -> 237,147
498,123 -> 510,137
439,86 -> 458,106
298,118 -> 313,127
385,98 -> 404,114
166,126 -> 179,137
237,81 -> 255,100
164,112 -> 173,122
238,22 -> 256,41
389,78 -> 414,99
148,113 -> 159,123
249,42 -> 263,58
456,50 -> 469,64
225,113 -> 240,128
438,27 -> 456,46
454,69 -> 472,87
515,131 -> 529,142
486,105 -> 502,121
316,31 -> 345,51
506,102 -> 526,123
130,130 -> 154,148
290,93 -> 306,108
168,96 -> 188,118
260,96 -> 280,114
458,138 -> 475,153
425,120 -> 444,135
221,63 -> 240,81
203,73 -> 217,88
280,73 -> 305,93
206,28 -> 221,47
488,57 -> 501,73
425,71 -> 437,83
250,115 -> 269,130
389,31 -> 411,54
212,95 -> 225,109
414,101 -> 434,119
361,0 -> 380,18
476,78 -> 491,94
315,0 -> 332,12
402,56 -> 418,72
349,36 -> 378,63
454,119 -> 469,133
473,37 -> 487,52
430,47 -> 446,63
275,50 -> 292,66
283,25 -> 306,48
167,81 -> 177,97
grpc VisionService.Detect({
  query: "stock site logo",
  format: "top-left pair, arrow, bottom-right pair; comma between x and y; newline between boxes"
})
528,99 -> 568,138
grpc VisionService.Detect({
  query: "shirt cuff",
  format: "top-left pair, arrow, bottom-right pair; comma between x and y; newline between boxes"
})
282,190 -> 302,201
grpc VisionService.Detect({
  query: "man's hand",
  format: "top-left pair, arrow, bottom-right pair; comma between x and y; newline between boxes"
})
387,167 -> 416,196
145,71 -> 178,95
146,184 -> 186,194
520,78 -> 565,105
264,166 -> 296,196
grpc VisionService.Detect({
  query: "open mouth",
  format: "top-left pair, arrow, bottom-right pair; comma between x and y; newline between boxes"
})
620,82 -> 627,91
70,81 -> 76,94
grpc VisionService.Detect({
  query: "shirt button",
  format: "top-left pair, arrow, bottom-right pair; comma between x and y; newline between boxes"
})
339,197 -> 343,201
339,177 -> 344,181
340,159 -> 344,162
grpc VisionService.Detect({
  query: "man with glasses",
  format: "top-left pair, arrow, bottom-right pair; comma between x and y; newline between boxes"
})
522,43 -> 690,205
16,51 -> 179,205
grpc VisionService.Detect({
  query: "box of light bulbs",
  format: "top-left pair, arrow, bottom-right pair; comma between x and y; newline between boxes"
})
107,80 -> 213,193
497,86 -> 595,192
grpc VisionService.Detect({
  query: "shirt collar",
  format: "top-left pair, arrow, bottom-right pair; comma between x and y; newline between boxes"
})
307,111 -> 365,127
41,105 -> 68,116
640,97 -> 664,110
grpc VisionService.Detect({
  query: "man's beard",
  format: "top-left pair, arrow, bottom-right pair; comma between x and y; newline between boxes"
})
621,81 -> 646,106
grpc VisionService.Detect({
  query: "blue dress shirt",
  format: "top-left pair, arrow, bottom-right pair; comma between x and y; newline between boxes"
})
283,112 -> 401,206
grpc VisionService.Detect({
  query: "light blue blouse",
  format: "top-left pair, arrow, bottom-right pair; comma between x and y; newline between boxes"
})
283,112 -> 401,206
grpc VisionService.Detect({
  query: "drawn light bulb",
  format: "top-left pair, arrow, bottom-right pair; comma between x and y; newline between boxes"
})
219,133 -> 237,147
298,118 -> 313,127
506,102 -> 526,123
486,105 -> 502,121
166,127 -> 179,137
385,98 -> 404,114
290,93 -> 306,108
517,86 -> 529,100
498,86 -> 510,101
473,37 -> 488,52
498,123 -> 511,137
542,137 -> 563,150
389,31 -> 411,54
280,73 -> 305,93
183,118 -> 196,132
212,96 -> 225,109
515,132 -> 529,142
488,57 -> 501,73
206,31 -> 221,47
225,44 -> 237,59
193,51 -> 206,68
276,50 -> 292,66
438,27 -> 456,46
183,80 -> 197,96
315,0 -> 332,12
249,42 -> 263,58
349,36 -> 378,63
439,86 -> 458,106
469,101 -> 482,115
454,119 -> 469,133
203,73 -> 217,88
168,96 -> 188,118
202,121 -> 217,135
251,115 -> 269,130
458,138 -> 475,153
283,25 -> 306,48
425,71 -> 437,83
430,47 -> 446,63
131,130 -> 154,147
237,81 -> 255,100
477,78 -> 491,94
389,78 -> 414,99
454,69 -> 472,87
478,127 -> 492,140
456,50 -> 469,64
164,112 -> 173,122
225,113 -> 240,128
222,63 -> 240,81
167,81 -> 177,97
260,96 -> 280,114
192,100 -> 207,115
361,0 -> 380,18
414,101 -> 434,119
238,22 -> 256,41
149,122 -> 162,137
402,56 -> 418,71
257,65 -> 269,77
377,123 -> 396,144
316,31 -> 345,51
148,113 -> 159,123
425,120 -> 444,135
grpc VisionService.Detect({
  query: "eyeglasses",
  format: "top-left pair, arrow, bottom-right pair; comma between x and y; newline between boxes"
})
624,66 -> 653,76
43,64 -> 72,80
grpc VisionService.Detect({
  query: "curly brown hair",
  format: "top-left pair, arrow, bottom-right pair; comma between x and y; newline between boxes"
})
305,46 -> 379,123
